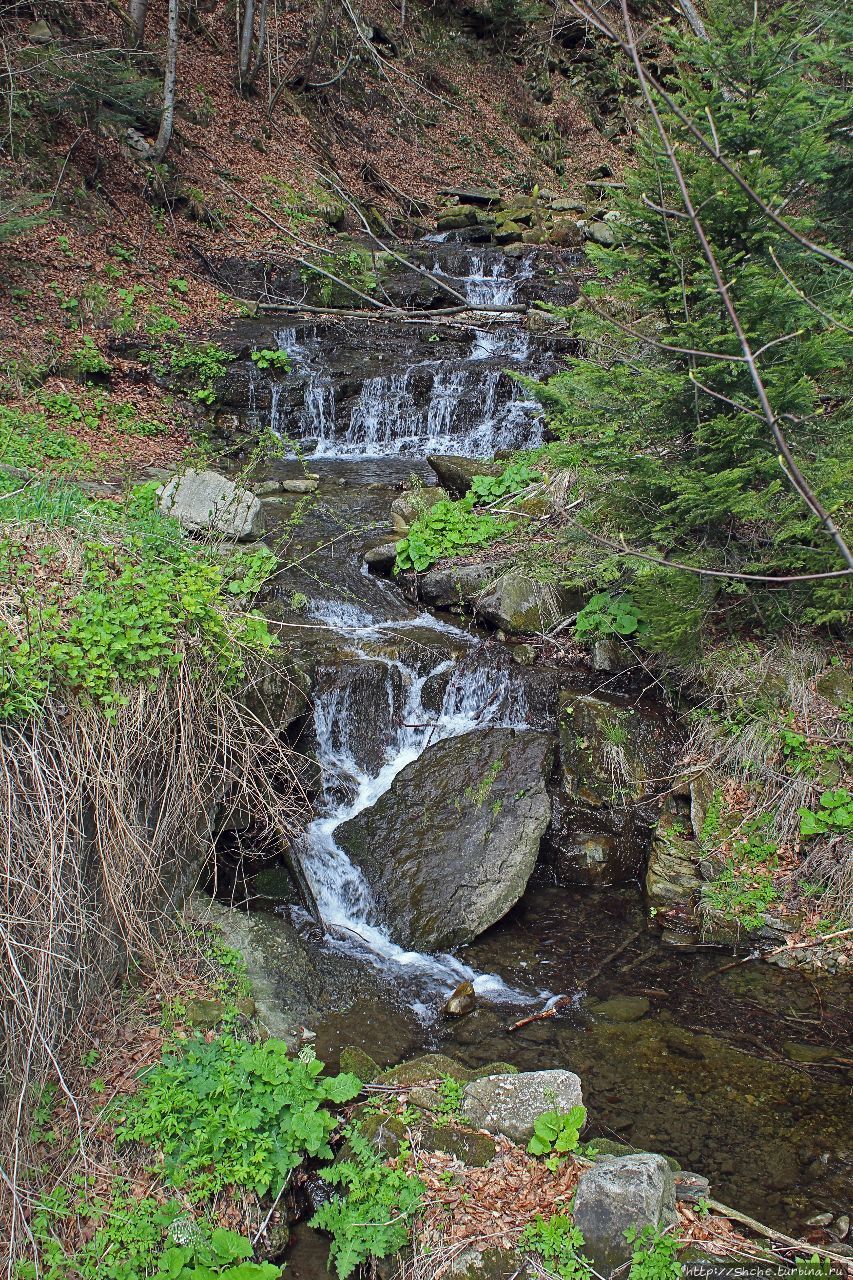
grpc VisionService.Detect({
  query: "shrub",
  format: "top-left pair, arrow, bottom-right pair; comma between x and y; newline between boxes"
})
115,1036 -> 361,1199
519,1213 -> 592,1280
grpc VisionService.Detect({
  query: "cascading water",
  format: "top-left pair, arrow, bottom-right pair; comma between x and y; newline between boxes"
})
291,604 -> 539,1005
263,246 -> 544,458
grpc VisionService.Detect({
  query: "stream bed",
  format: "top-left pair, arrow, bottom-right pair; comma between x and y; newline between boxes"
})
212,243 -> 853,1240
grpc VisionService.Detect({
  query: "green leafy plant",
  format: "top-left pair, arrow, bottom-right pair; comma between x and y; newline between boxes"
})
146,338 -> 234,405
311,1128 -> 425,1279
69,336 -> 112,380
625,1225 -> 681,1280
251,349 -> 292,372
115,1036 -> 361,1199
702,816 -> 779,929
527,1105 -> 587,1169
519,1213 -> 593,1280
153,1224 -> 281,1279
799,789 -> 853,837
395,498 -> 507,572
575,592 -> 641,640
222,545 -> 278,597
436,1075 -> 465,1118
469,462 -> 541,503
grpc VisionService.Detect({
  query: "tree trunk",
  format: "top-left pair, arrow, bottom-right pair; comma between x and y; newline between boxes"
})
128,0 -> 149,47
298,0 -> 336,89
239,0 -> 269,88
150,0 -> 179,161
238,0 -> 256,79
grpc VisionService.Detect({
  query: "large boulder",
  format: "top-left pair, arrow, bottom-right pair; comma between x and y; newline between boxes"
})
427,455 -> 499,496
461,1069 -> 583,1144
158,469 -> 265,540
335,728 -> 554,949
556,693 -> 674,816
475,569 -> 571,634
572,1154 -> 677,1276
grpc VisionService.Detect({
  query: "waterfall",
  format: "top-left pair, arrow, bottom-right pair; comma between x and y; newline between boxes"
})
259,250 -> 544,458
292,605 -> 535,1001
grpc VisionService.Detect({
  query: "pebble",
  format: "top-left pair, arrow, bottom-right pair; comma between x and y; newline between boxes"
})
806,1212 -> 834,1227
835,1215 -> 850,1239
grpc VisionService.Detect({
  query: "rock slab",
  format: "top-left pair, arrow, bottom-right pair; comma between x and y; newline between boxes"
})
461,1069 -> 583,1144
159,468 -> 264,540
572,1154 -> 677,1276
336,728 -> 554,950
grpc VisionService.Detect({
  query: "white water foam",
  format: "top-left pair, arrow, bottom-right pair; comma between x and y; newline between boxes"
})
263,259 -> 543,458
293,601 -> 540,1006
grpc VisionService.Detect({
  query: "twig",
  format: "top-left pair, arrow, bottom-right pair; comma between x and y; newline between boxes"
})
507,927 -> 644,1031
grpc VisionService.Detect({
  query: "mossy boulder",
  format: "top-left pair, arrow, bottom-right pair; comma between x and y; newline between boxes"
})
547,218 -> 583,247
645,819 -> 702,915
556,693 -> 673,813
377,1053 -> 475,1086
420,1124 -> 498,1167
339,1046 -> 381,1083
437,204 -> 481,230
184,998 -> 226,1029
428,454 -> 500,496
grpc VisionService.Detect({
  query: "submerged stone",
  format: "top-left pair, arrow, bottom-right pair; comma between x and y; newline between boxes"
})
589,995 -> 650,1022
339,1046 -> 381,1082
336,728 -> 554,950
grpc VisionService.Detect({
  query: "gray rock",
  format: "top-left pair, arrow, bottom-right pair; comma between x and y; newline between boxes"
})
413,562 -> 496,611
363,541 -> 399,573
675,1171 -> 711,1204
427,455 -> 498,496
573,1154 -> 677,1276
585,221 -> 619,247
461,1069 -> 583,1143
158,469 -> 265,541
391,485 -> 448,533
475,569 -> 570,634
336,728 -> 554,949
280,478 -> 319,494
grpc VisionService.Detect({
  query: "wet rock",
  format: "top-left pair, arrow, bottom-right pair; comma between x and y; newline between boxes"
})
363,541 -> 399,572
413,562 -> 496,610
445,980 -> 476,1016
645,818 -> 702,916
437,204 -> 482,230
428,455 -> 499,495
238,651 -> 310,731
556,692 -> 674,814
589,995 -> 650,1022
158,468 -> 265,540
311,660 -> 405,777
573,1154 -> 677,1276
339,1046 -> 381,1083
280,478 -> 319,493
544,797 -> 648,887
337,728 -> 554,949
591,637 -> 635,673
461,1069 -> 583,1143
675,1171 -> 711,1203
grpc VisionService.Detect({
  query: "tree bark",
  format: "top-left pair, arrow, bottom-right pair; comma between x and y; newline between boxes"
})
298,0 -> 336,89
239,0 -> 269,88
238,0 -> 255,79
128,0 -> 149,47
150,0 -> 179,161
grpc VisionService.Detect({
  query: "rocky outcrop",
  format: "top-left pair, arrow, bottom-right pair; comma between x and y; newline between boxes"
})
572,1154 -> 677,1276
428,454 -> 499,496
461,1069 -> 583,1143
335,728 -> 554,949
412,561 -> 573,635
158,469 -> 265,541
543,693 -> 675,886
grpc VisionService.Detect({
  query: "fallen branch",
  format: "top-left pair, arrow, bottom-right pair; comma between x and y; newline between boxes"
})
705,1199 -> 853,1267
507,927 -> 644,1031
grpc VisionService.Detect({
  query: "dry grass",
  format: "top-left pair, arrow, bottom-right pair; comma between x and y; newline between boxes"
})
0,654 -> 309,1261
685,637 -> 852,919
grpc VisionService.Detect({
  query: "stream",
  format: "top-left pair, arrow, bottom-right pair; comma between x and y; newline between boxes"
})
212,242 -> 853,1240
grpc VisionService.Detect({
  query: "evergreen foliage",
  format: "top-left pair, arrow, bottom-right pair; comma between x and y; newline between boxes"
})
527,0 -> 852,647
